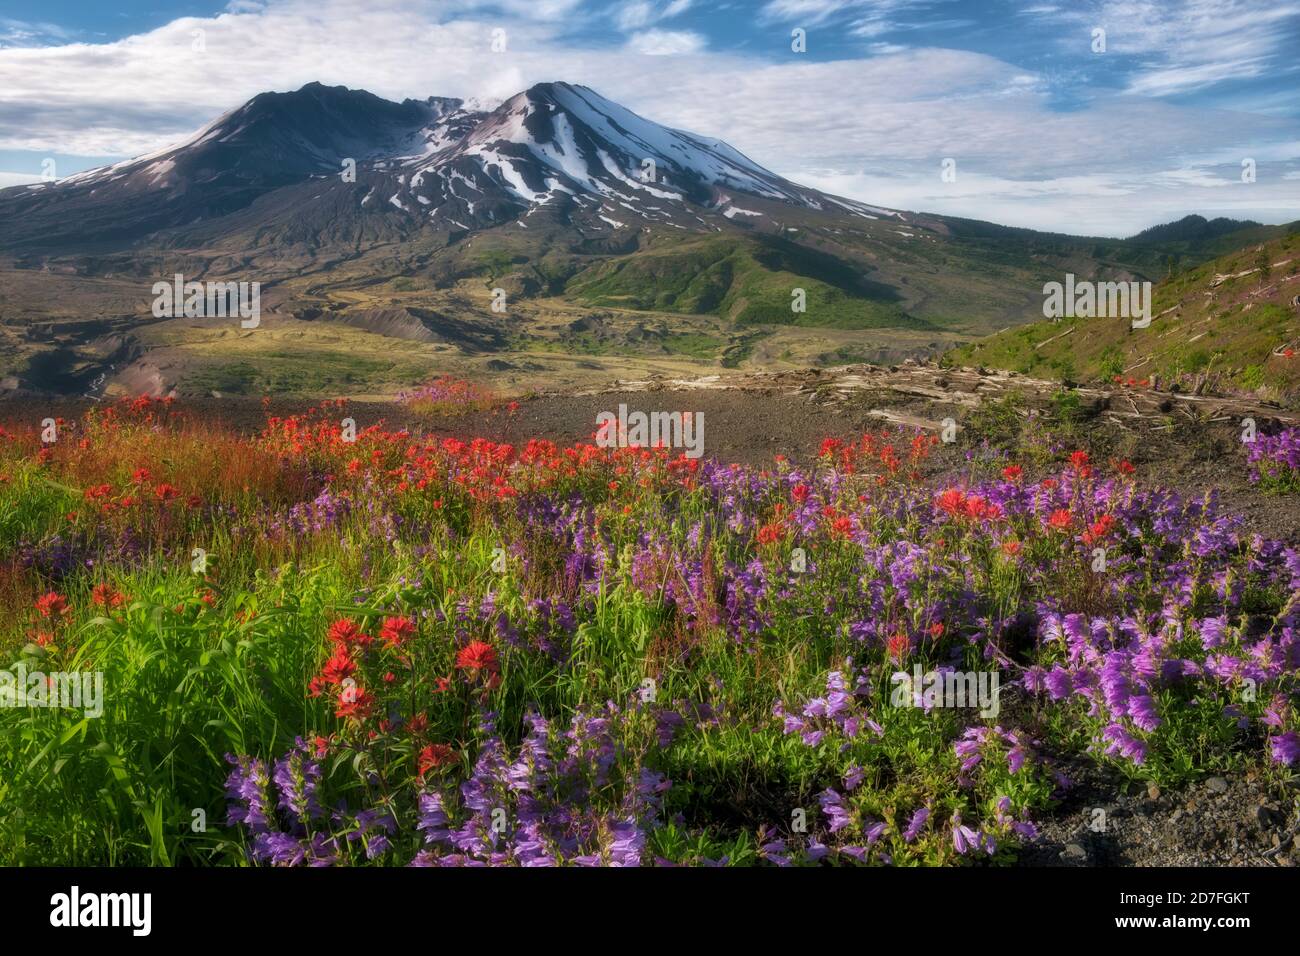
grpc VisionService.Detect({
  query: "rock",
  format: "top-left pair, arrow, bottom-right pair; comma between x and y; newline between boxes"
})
1146,782 -> 1161,801
1253,805 -> 1277,828
1205,776 -> 1229,794
1061,843 -> 1088,861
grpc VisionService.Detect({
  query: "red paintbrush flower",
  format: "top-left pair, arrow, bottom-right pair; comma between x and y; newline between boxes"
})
91,583 -> 125,609
961,495 -> 1001,521
456,641 -> 499,677
327,618 -> 371,648
418,743 -> 456,776
1046,509 -> 1073,532
335,685 -> 375,720
937,488 -> 966,515
35,591 -> 69,619
380,614 -> 416,649
320,644 -> 356,686
154,482 -> 181,501
1082,513 -> 1117,545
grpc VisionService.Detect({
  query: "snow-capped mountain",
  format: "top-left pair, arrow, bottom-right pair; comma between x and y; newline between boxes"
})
3,80 -> 1217,399
394,82 -> 853,229
0,81 -> 900,250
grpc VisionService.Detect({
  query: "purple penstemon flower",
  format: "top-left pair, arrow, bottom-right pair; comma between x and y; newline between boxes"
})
954,727 -> 988,773
1270,732 -> 1300,766
1100,722 -> 1148,764
417,791 -> 452,846
903,807 -> 930,843
758,828 -> 792,867
272,738 -> 324,825
1044,665 -> 1073,701
1126,694 -> 1161,733
950,813 -> 980,855
225,753 -> 273,833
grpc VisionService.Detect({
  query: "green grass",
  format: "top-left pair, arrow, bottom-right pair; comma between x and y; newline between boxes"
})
948,231 -> 1300,397
661,332 -> 726,359
567,235 -> 925,331
184,352 -> 396,395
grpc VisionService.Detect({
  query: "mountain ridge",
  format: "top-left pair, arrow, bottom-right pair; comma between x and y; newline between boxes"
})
946,227 -> 1300,398
1129,214 -> 1263,244
0,80 -> 896,253
0,81 -> 1293,399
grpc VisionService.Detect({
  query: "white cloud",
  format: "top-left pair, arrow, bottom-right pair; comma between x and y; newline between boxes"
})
1024,0 -> 1300,98
0,171 -> 42,188
761,0 -> 906,25
0,17 -> 76,46
614,0 -> 694,31
800,167 -> 1300,235
624,28 -> 706,55
615,1 -> 655,29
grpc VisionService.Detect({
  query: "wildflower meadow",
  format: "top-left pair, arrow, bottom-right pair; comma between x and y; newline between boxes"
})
1,395 -> 1297,867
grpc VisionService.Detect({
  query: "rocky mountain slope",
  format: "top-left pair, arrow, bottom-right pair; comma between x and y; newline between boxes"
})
0,81 -> 1292,398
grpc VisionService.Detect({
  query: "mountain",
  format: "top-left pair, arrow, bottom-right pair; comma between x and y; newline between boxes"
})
0,83 -> 457,249
1129,215 -> 1263,244
0,81 -> 1291,398
946,226 -> 1300,400
0,81 -> 889,252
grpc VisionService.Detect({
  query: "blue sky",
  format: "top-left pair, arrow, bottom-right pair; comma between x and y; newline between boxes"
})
2,0 -> 1298,235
